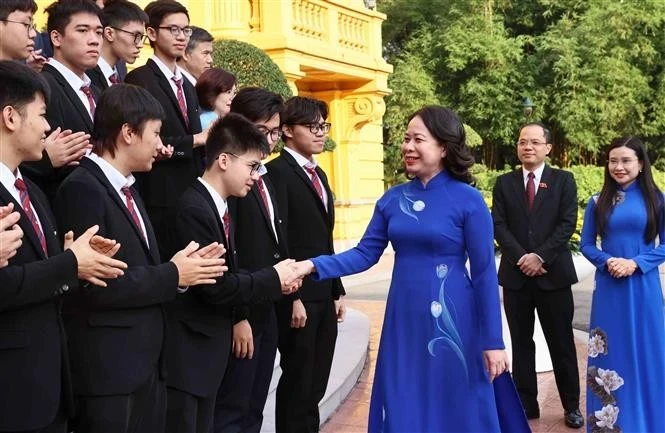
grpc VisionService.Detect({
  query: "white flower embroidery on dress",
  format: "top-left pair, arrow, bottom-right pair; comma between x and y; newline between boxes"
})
430,301 -> 442,318
595,368 -> 625,395
594,404 -> 619,430
412,200 -> 425,212
588,334 -> 606,358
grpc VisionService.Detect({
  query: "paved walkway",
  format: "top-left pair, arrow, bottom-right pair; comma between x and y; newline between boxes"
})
321,252 -> 596,432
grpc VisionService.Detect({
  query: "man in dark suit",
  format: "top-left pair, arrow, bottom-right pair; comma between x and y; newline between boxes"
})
266,96 -> 346,433
492,122 -> 583,428
23,0 -> 104,200
86,0 -> 148,90
53,84 -> 226,433
125,0 -> 208,234
213,88 -> 288,433
165,113 -> 299,433
0,60 -> 127,433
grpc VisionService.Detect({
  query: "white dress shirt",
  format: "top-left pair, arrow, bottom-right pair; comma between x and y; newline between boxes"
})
151,55 -> 187,110
48,57 -> 95,119
0,162 -> 44,234
198,177 -> 229,235
283,147 -> 328,211
522,162 -> 546,195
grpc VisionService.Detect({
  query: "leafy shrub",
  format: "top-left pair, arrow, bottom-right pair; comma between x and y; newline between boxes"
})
212,39 -> 293,99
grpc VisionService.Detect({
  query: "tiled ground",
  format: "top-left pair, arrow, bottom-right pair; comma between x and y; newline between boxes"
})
322,299 -> 589,433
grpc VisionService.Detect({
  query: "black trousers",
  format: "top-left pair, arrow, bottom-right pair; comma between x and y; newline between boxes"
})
503,282 -> 580,413
73,369 -> 166,433
1,409 -> 67,433
213,308 -> 279,433
275,299 -> 337,433
166,387 -> 215,433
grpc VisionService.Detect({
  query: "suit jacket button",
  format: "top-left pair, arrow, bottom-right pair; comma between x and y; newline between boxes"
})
274,253 -> 280,259
61,284 -> 69,292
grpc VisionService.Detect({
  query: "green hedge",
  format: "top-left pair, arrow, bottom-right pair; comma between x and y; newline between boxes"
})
212,39 -> 293,99
474,164 -> 665,252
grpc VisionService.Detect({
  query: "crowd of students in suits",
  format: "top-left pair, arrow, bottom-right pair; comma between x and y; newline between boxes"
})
0,1 -> 346,432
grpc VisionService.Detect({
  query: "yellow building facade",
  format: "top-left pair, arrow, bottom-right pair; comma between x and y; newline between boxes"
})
34,0 -> 392,243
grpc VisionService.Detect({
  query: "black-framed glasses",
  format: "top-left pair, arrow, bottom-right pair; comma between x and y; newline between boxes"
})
111,26 -> 146,45
226,152 -> 262,175
0,19 -> 37,34
257,127 -> 283,141
300,122 -> 331,134
157,25 -> 193,37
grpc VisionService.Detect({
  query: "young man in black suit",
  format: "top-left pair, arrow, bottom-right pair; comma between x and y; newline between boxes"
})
165,113 -> 300,433
266,96 -> 346,433
86,0 -> 148,90
53,83 -> 227,433
125,0 -> 208,233
213,87 -> 287,433
0,60 -> 127,433
492,122 -> 583,428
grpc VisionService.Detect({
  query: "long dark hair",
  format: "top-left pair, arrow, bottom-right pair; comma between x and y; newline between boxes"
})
407,106 -> 474,184
595,136 -> 663,242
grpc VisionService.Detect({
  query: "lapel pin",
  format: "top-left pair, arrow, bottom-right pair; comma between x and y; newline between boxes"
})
539,182 -> 548,189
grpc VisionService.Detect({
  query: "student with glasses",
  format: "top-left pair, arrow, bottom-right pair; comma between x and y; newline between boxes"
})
580,137 -> 665,432
86,0 -> 148,90
196,67 -> 237,130
213,87 -> 289,433
164,113 -> 301,433
126,0 -> 208,250
493,122 -> 583,428
265,96 -> 346,433
0,0 -> 38,62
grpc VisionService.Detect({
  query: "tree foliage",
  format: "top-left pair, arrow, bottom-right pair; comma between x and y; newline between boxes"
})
379,0 -> 665,174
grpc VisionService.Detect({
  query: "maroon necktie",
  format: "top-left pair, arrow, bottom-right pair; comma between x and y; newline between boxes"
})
80,84 -> 96,117
121,186 -> 147,242
14,178 -> 47,255
256,177 -> 271,217
171,77 -> 190,128
109,72 -> 120,85
222,209 -> 230,246
304,164 -> 325,205
526,172 -> 535,210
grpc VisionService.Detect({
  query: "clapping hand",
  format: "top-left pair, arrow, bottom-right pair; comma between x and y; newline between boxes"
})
170,242 -> 227,287
64,226 -> 128,287
44,128 -> 91,168
0,203 -> 23,267
606,257 -> 637,278
155,143 -> 174,161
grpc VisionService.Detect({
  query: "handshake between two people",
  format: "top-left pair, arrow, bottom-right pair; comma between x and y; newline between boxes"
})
272,259 -> 318,295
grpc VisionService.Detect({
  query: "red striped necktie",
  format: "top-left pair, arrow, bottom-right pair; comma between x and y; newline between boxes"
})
14,178 -> 47,255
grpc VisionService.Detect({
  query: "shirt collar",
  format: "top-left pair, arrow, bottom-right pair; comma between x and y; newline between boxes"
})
0,162 -> 23,193
97,57 -> 116,80
151,55 -> 182,82
522,163 -> 545,182
284,146 -> 316,169
86,153 -> 136,192
197,177 -> 227,217
179,67 -> 196,86
48,57 -> 91,88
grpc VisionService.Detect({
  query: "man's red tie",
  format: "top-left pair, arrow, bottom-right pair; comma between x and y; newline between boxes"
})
171,77 -> 190,128
14,178 -> 47,255
80,84 -> 96,117
256,177 -> 272,218
304,164 -> 325,205
121,186 -> 147,242
222,209 -> 230,246
526,172 -> 536,210
109,72 -> 120,85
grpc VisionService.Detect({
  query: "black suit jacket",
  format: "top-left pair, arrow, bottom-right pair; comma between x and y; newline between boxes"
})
0,178 -> 78,431
21,63 -> 101,201
86,65 -> 110,91
266,150 -> 345,302
492,165 -> 578,291
124,59 -> 203,214
54,158 -> 180,396
228,175 -> 289,331
165,180 -> 283,397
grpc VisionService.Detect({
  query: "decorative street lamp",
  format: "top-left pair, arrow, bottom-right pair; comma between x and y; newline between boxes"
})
521,97 -> 535,119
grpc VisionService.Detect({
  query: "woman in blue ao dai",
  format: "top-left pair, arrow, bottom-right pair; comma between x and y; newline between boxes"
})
292,107 -> 529,432
580,137 -> 665,433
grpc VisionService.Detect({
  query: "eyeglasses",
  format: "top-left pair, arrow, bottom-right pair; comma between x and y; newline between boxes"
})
299,122 -> 331,134
111,26 -> 147,46
157,25 -> 193,37
226,152 -> 263,175
608,158 -> 639,167
517,140 -> 547,147
0,19 -> 37,35
257,127 -> 283,141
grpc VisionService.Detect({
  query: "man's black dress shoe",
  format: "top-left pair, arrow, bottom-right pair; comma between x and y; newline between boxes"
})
564,409 -> 584,428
